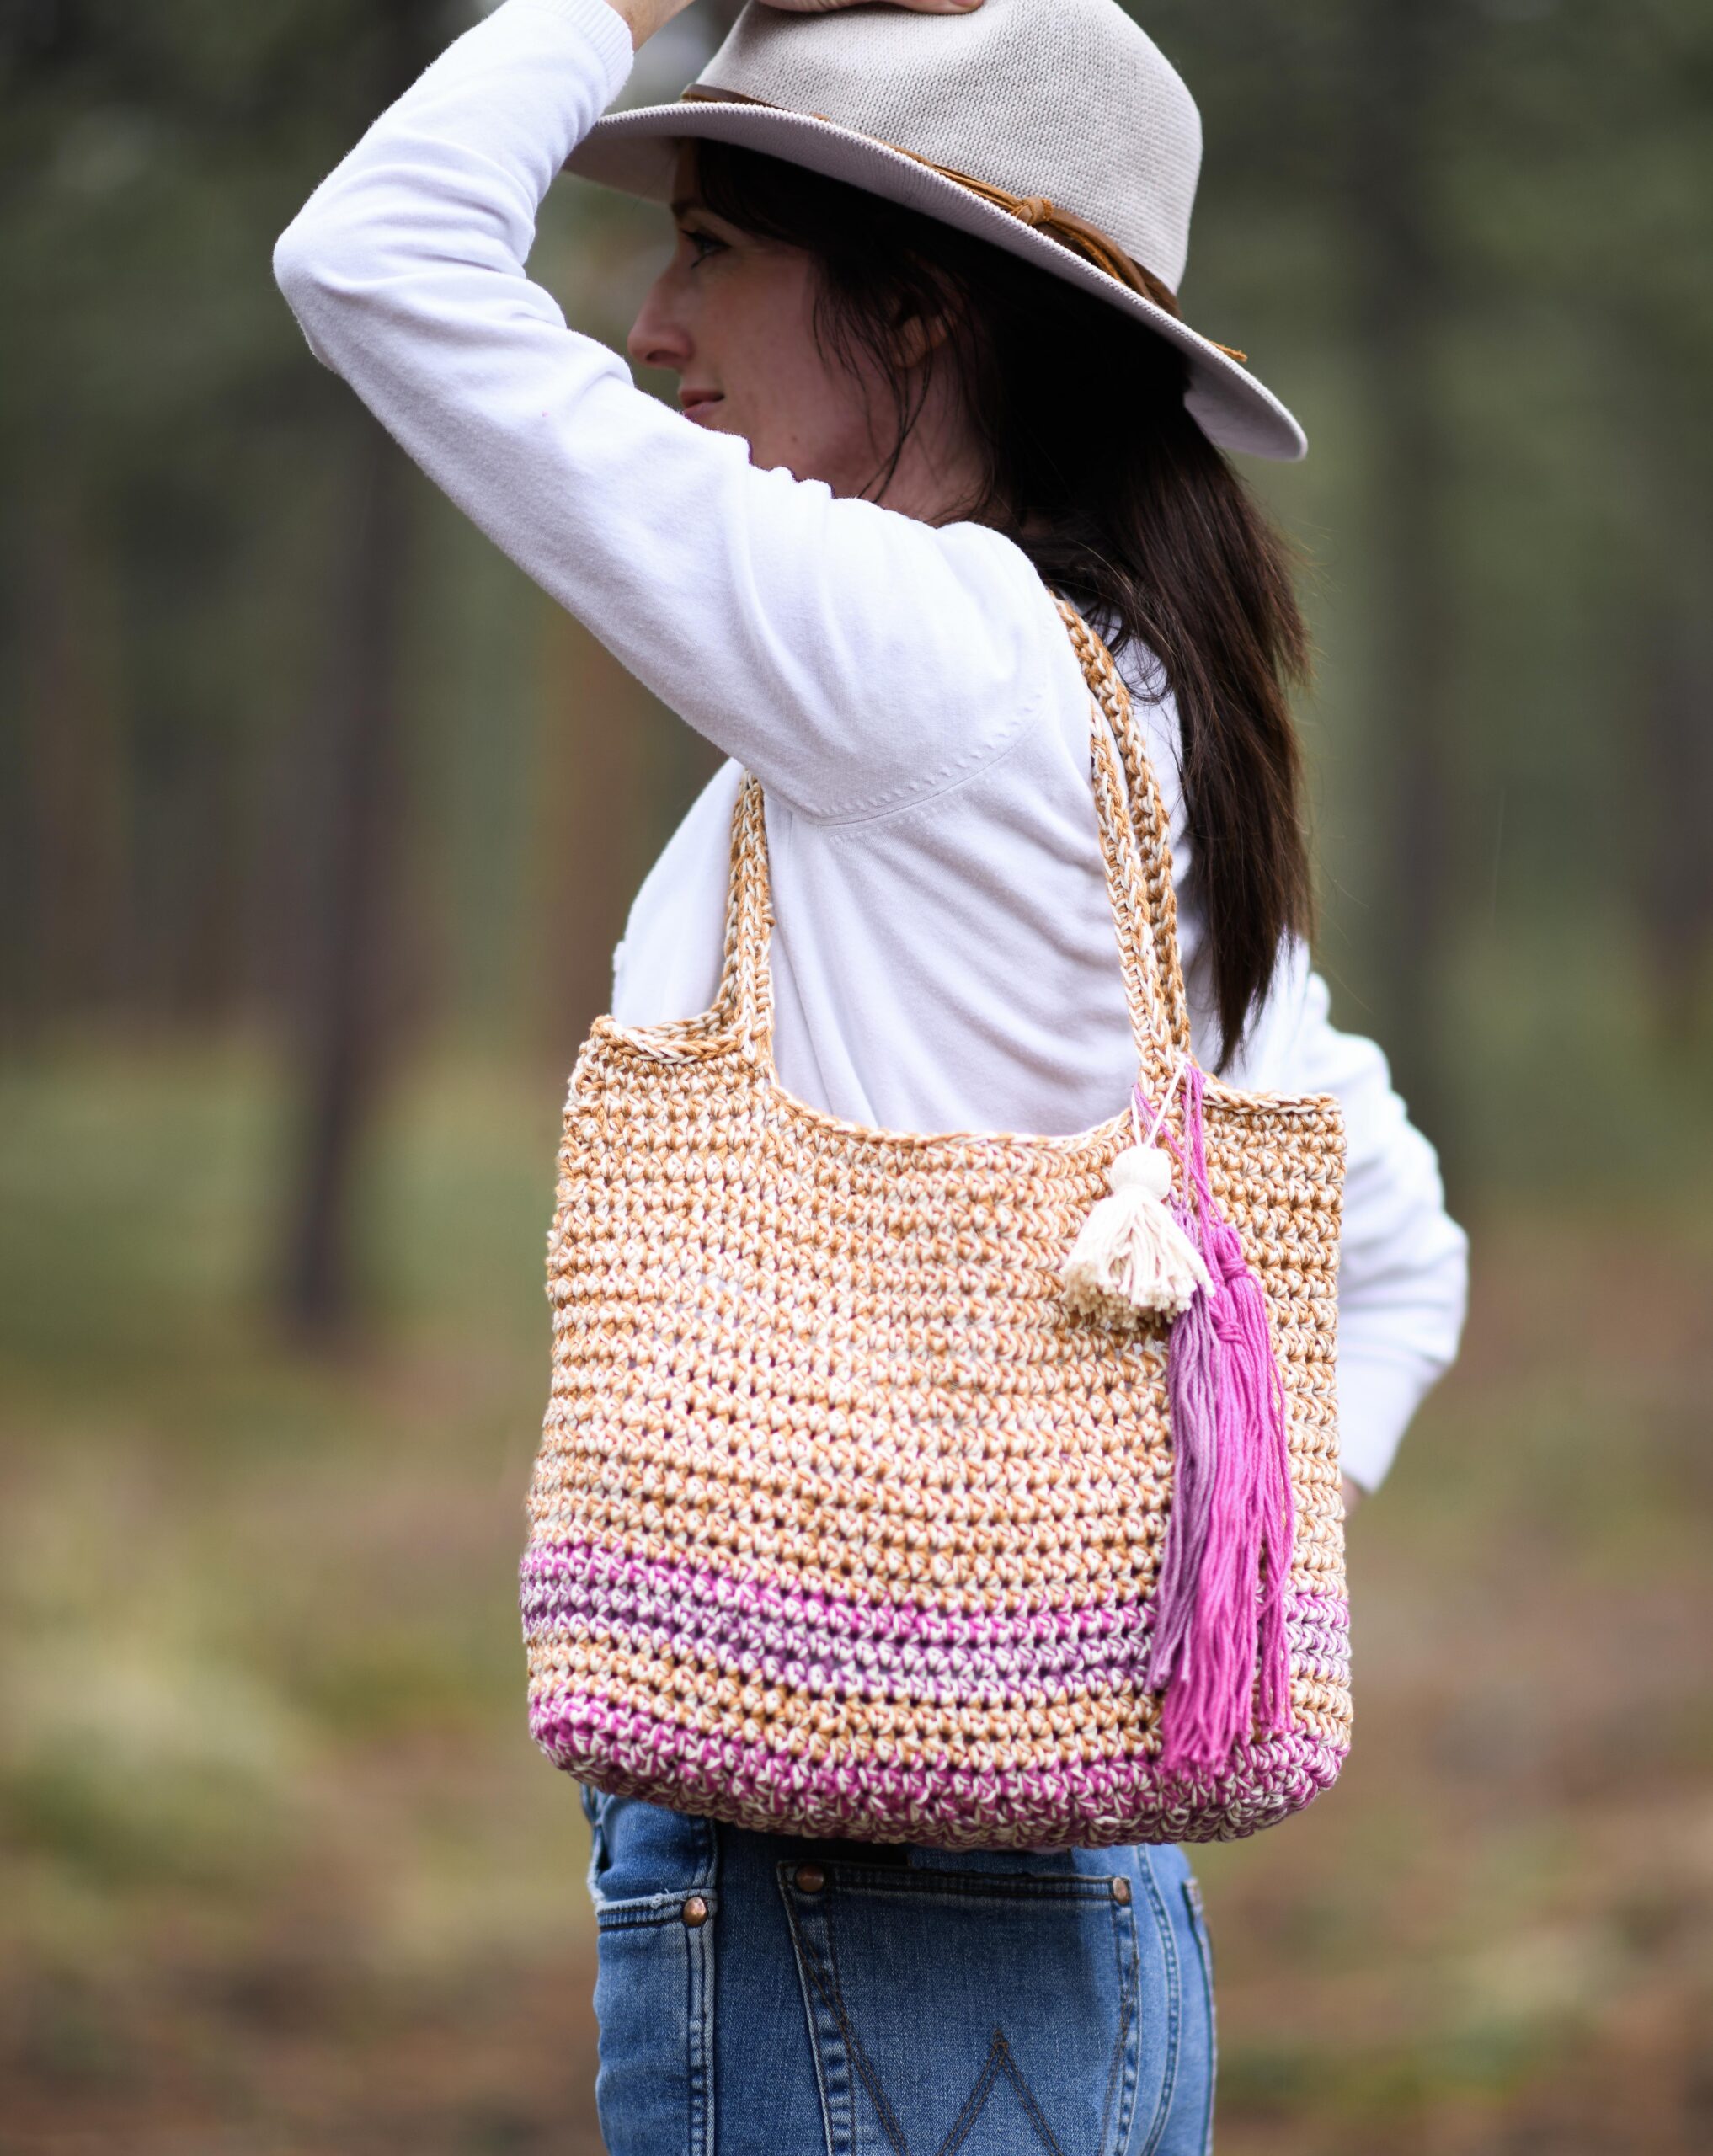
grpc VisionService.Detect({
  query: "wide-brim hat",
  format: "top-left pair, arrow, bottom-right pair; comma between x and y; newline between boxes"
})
566,0 -> 1305,462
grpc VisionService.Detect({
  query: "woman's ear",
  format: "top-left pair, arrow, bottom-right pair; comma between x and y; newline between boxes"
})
893,277 -> 961,369
894,310 -> 953,369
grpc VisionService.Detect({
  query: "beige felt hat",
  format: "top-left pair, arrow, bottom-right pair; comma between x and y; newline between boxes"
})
566,0 -> 1305,462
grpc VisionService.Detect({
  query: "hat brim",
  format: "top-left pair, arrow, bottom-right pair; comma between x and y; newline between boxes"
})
565,100 -> 1305,463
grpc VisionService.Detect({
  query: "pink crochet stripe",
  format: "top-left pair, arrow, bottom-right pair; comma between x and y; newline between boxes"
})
523,1525 -> 1157,1625
528,1684 -> 1347,1849
523,1539 -> 1164,1641
522,1539 -> 1347,1705
521,1540 -> 1161,1640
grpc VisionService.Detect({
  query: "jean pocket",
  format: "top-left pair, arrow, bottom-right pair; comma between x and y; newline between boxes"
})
1177,1870 -> 1217,2156
580,1781 -> 611,1903
778,1857 -> 1151,2156
584,1792 -> 714,1913
589,1801 -> 718,2156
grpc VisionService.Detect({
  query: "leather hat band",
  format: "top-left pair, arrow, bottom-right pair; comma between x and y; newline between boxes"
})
680,86 -> 1246,365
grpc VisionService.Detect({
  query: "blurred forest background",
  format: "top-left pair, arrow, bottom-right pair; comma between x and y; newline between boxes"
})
3,0 -> 1711,2150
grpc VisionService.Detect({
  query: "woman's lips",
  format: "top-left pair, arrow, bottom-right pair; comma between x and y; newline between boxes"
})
680,391 -> 724,424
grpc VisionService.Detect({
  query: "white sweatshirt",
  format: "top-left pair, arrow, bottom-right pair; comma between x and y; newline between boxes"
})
274,0 -> 1467,1490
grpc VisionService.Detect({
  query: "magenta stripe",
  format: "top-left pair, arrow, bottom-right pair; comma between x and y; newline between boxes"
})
528,1684 -> 1346,1849
521,1539 -> 1347,1706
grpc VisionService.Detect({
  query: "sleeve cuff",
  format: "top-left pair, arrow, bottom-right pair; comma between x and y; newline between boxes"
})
509,0 -> 636,104
1336,1348 -> 1446,1492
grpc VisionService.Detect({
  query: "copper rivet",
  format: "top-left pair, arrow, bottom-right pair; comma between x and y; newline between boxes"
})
681,1896 -> 709,1929
796,1865 -> 826,1894
1113,1878 -> 1131,1906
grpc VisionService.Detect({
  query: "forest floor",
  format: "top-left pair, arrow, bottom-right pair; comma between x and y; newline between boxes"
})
2,1043 -> 1710,2156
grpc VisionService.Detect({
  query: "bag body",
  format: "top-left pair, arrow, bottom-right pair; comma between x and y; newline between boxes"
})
523,607 -> 1349,1848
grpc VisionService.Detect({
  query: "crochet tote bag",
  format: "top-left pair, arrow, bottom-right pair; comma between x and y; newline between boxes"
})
523,606 -> 1349,1849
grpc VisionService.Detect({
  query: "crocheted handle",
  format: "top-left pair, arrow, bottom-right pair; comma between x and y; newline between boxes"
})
1086,715 -> 1185,1091
714,603 -> 1192,1082
1057,601 -> 1195,1069
712,771 -> 776,1054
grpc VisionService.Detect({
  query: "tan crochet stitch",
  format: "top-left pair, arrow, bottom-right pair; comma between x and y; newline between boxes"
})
522,604 -> 1349,1848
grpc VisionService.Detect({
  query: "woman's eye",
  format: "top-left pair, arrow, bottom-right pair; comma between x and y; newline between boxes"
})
680,227 -> 725,265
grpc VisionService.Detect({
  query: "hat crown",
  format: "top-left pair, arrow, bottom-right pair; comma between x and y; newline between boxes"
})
697,0 -> 1202,292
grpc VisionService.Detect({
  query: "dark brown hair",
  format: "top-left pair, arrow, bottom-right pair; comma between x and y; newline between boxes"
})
696,142 -> 1314,1065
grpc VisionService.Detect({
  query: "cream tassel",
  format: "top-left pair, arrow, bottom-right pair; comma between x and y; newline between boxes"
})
1063,1136 -> 1210,1326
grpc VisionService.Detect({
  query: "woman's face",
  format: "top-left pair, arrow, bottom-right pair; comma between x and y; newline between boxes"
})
627,147 -> 899,496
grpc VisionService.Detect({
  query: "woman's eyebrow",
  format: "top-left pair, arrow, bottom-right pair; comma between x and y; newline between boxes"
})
668,195 -> 703,220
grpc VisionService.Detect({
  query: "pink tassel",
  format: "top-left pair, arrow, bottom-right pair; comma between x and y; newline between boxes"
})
1140,1194 -> 1218,1698
1139,1065 -> 1295,1774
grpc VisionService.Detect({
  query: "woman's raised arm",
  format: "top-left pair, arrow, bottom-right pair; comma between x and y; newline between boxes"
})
273,0 -> 1062,825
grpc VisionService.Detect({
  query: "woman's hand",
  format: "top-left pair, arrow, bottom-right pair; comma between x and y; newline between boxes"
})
612,0 -> 983,56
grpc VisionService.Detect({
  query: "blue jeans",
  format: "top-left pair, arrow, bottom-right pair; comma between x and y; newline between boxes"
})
584,1789 -> 1217,2156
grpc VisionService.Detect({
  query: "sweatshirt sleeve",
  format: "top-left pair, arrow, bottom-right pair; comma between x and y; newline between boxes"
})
271,0 -> 1060,823
1229,948 -> 1470,1492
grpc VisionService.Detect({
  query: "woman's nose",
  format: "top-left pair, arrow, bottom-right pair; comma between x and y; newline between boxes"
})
628,272 -> 691,374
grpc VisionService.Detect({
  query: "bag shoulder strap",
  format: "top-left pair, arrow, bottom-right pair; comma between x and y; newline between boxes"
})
1056,600 -> 1194,1069
713,601 -> 1193,1092
711,771 -> 775,1056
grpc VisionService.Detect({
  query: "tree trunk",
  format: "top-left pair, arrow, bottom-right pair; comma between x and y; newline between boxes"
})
280,407 -> 414,1342
1346,0 -> 1460,1166
16,485 -> 127,1031
276,0 -> 446,1344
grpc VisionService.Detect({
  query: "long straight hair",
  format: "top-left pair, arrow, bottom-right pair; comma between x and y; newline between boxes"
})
696,143 -> 1314,1065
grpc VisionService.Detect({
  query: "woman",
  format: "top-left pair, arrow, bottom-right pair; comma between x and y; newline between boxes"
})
275,0 -> 1467,2148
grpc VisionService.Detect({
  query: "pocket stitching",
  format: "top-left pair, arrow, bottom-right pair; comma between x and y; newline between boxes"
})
782,1862 -> 1139,2156
802,1864 -> 1123,1907
1097,1896 -> 1139,2156
819,1894 -> 916,2154
1182,1877 -> 1218,2156
777,1872 -> 845,2156
947,2035 -> 1072,2156
782,1880 -> 913,2155
1133,1851 -> 1185,2156
595,1888 -> 717,1932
